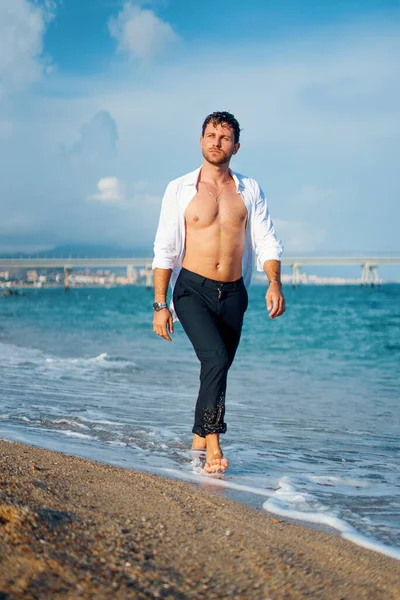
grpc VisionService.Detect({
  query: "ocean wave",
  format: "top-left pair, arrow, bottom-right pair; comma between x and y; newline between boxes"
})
46,352 -> 109,365
51,429 -> 93,439
78,416 -> 125,426
163,468 -> 400,561
0,341 -> 136,373
263,476 -> 400,560
53,419 -> 89,429
307,475 -> 369,488
44,352 -> 137,373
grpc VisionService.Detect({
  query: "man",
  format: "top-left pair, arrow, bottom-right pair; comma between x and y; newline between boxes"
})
152,111 -> 285,474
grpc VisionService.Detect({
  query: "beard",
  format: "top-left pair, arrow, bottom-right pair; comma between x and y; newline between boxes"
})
202,147 -> 233,166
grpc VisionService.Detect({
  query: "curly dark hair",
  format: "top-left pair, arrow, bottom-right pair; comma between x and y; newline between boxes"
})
201,111 -> 241,144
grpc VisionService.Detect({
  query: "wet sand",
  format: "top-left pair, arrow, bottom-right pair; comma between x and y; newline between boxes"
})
0,439 -> 399,599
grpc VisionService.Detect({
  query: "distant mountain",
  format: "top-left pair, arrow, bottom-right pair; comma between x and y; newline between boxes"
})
0,244 -> 153,259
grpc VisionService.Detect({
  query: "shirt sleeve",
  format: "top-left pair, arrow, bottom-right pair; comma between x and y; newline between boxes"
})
252,182 -> 284,271
152,181 -> 179,270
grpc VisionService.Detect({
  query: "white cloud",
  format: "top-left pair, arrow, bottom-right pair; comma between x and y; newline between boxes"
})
0,0 -> 55,98
274,218 -> 328,255
108,2 -> 178,60
90,177 -> 125,203
61,110 -> 119,166
0,18 -> 399,260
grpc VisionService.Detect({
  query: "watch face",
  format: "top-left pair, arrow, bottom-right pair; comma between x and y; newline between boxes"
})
153,302 -> 166,311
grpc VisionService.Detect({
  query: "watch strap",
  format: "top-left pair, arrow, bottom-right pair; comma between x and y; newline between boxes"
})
153,301 -> 168,311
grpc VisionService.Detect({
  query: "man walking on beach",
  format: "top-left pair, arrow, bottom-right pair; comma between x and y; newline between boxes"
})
152,112 -> 285,473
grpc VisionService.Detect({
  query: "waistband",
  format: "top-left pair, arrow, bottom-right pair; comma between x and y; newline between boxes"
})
179,267 -> 244,291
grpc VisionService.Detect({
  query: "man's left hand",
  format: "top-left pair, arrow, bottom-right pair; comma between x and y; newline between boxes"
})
266,282 -> 286,318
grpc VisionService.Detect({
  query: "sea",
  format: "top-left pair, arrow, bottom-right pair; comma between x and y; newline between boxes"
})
0,284 -> 399,560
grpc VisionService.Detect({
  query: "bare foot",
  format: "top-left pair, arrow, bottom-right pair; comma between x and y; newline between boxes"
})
204,434 -> 229,473
204,448 -> 228,473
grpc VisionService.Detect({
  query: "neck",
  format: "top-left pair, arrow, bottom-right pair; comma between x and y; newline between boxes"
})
200,161 -> 231,185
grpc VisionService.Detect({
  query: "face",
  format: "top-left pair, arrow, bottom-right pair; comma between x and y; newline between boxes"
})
200,122 -> 240,166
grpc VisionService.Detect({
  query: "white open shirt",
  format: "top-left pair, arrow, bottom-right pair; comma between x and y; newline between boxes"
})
152,167 -> 284,320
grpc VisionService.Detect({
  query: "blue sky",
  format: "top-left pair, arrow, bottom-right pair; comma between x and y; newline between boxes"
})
43,1 -> 400,72
1,0 -> 399,274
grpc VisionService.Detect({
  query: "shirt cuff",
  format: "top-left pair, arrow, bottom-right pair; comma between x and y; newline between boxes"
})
256,248 -> 283,271
152,257 -> 176,270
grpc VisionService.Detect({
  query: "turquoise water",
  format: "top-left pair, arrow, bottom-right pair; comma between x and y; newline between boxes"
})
0,284 -> 399,558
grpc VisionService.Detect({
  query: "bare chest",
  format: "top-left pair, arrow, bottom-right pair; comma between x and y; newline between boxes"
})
185,189 -> 248,229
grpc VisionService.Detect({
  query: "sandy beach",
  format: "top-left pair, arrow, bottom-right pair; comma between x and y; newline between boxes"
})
0,439 -> 399,599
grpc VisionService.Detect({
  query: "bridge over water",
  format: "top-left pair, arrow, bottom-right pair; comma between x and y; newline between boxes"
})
1,256 -> 400,286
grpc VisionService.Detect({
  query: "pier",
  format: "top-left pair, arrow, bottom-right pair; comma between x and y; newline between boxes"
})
283,257 -> 400,287
0,256 -> 399,287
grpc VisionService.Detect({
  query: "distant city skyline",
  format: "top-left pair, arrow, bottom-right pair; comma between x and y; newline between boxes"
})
2,242 -> 400,259
1,244 -> 399,281
1,1 -> 399,259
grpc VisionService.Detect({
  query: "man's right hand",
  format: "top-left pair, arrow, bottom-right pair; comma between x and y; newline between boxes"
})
153,308 -> 174,342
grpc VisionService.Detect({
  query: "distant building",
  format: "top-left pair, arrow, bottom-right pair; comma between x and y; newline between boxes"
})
127,265 -> 137,284
252,272 -> 364,286
116,276 -> 129,285
26,270 -> 38,282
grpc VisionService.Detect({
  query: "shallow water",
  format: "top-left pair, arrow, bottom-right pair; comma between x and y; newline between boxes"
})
0,284 -> 399,559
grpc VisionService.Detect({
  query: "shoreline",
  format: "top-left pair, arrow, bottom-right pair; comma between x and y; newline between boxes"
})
2,431 -> 399,560
1,439 -> 399,599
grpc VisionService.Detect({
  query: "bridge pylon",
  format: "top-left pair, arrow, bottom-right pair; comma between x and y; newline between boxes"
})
145,265 -> 153,290
291,263 -> 302,287
64,267 -> 71,292
361,263 -> 380,287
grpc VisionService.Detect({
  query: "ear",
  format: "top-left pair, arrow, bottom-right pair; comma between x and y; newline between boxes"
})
232,142 -> 240,155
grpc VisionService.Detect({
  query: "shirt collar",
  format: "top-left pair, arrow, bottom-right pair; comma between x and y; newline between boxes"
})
183,166 -> 245,192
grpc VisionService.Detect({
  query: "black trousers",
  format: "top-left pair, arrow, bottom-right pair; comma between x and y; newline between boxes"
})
173,267 -> 248,437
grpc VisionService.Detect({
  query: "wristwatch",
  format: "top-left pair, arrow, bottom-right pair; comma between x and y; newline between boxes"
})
153,301 -> 168,311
